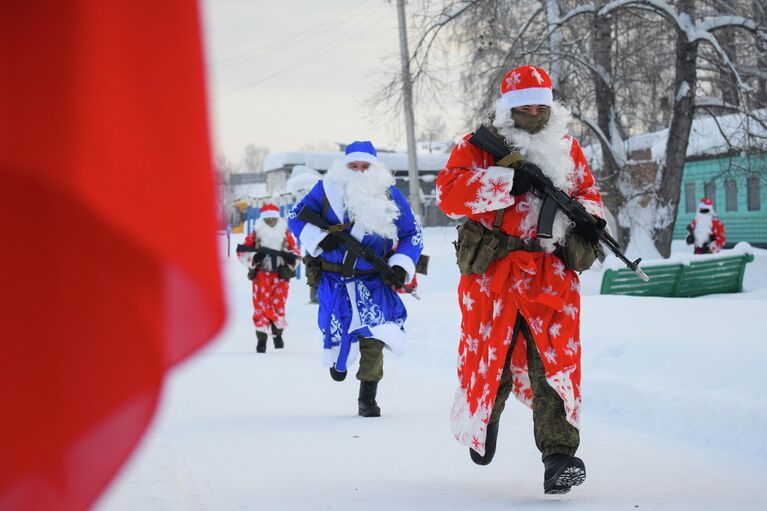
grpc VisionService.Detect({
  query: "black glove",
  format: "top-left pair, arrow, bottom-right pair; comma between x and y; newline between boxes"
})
701,242 -> 710,252
318,234 -> 342,253
573,216 -> 606,245
685,234 -> 695,245
247,267 -> 257,280
510,162 -> 535,196
384,265 -> 408,288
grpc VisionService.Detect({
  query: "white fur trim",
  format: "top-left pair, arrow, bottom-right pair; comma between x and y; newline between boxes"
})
322,342 -> 360,369
322,175 -> 346,222
546,367 -> 581,429
298,223 -> 326,257
260,210 -> 279,218
387,253 -> 416,284
369,322 -> 407,355
500,87 -> 553,109
449,386 -> 492,456
344,152 -> 377,164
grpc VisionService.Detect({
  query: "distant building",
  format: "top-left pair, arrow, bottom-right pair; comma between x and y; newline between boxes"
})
262,150 -> 453,226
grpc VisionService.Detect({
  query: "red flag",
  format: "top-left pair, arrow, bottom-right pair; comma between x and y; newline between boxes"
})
0,2 -> 225,509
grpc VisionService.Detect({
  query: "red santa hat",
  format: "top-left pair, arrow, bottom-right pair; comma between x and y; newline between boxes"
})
499,64 -> 553,109
698,197 -> 714,211
259,203 -> 280,219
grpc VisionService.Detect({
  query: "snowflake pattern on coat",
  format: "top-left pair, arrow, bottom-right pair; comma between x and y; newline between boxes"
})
237,228 -> 300,333
438,130 -> 602,456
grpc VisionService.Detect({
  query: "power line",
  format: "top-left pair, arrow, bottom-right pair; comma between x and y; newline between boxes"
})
212,0 -> 377,70
212,26 -> 363,99
211,3 -> 387,99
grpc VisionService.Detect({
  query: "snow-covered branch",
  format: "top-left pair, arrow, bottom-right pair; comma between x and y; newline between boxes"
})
572,112 -> 627,168
551,3 -> 596,27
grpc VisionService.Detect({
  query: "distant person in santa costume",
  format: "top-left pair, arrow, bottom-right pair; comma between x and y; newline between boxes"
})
438,64 -> 606,494
686,198 -> 726,254
288,141 -> 423,418
237,203 -> 301,353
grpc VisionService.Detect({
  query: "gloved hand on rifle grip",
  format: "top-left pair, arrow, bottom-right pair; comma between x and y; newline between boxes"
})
318,234 -> 342,253
252,252 -> 266,264
384,265 -> 409,289
247,267 -> 257,280
510,163 -> 535,196
573,216 -> 606,245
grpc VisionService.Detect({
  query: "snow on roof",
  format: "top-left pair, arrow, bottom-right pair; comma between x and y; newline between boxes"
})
285,165 -> 321,195
263,150 -> 449,173
584,109 -> 767,168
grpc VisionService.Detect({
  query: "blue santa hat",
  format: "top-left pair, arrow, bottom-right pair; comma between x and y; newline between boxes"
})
344,140 -> 378,164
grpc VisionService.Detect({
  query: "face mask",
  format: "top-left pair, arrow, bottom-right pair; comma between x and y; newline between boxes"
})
511,107 -> 551,134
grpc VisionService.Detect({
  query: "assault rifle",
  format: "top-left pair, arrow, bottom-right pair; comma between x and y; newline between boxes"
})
296,206 -> 420,299
469,125 -> 649,281
236,244 -> 298,268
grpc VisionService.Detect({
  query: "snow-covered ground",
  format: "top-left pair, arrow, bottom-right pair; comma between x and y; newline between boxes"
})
97,228 -> 767,510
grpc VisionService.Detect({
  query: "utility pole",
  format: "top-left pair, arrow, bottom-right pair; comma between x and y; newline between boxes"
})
396,0 -> 422,217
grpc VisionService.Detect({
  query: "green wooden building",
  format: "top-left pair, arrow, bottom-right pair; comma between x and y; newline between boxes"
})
673,153 -> 767,247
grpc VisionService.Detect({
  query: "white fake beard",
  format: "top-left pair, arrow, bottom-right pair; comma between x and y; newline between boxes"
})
254,217 -> 287,250
494,101 -> 575,251
325,161 -> 400,239
693,212 -> 713,247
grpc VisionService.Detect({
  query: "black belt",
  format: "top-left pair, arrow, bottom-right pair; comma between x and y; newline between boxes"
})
320,260 -> 379,278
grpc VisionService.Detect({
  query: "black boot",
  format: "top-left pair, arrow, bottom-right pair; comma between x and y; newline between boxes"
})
256,332 -> 267,353
543,454 -> 586,494
469,420 -> 499,466
273,335 -> 284,349
358,381 -> 381,417
329,364 -> 347,381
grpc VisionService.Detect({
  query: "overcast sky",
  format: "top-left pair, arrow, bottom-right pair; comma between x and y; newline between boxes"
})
201,0 -> 460,160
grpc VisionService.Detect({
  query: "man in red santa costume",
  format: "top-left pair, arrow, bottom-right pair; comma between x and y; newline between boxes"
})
437,64 -> 605,494
686,197 -> 726,254
237,203 -> 301,353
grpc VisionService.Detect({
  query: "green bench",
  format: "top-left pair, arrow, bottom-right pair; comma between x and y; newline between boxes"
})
600,253 -> 755,297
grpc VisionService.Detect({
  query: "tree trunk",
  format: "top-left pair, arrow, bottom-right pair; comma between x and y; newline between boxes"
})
591,4 -> 628,246
654,0 -> 698,257
719,27 -> 740,107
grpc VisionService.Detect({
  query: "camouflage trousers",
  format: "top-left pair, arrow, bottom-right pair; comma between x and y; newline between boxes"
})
490,312 -> 580,459
356,337 -> 385,382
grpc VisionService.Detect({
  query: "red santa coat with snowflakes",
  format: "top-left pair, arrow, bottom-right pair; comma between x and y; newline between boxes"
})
237,218 -> 300,333
437,105 -> 604,456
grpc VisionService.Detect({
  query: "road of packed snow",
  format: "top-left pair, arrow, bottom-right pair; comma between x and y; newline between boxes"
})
97,228 -> 767,510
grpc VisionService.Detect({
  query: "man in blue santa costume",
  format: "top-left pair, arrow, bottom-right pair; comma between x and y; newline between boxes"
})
288,141 -> 423,417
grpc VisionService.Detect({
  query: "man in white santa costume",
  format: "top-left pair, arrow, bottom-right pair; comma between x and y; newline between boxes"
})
685,197 -> 726,254
437,64 -> 605,494
237,203 -> 300,353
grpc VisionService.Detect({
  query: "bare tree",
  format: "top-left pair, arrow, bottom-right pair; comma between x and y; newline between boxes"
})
418,114 -> 448,152
241,144 -> 268,174
215,154 -> 238,228
381,0 -> 767,256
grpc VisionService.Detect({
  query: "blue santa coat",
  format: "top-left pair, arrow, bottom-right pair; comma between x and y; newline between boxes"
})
288,179 -> 423,372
